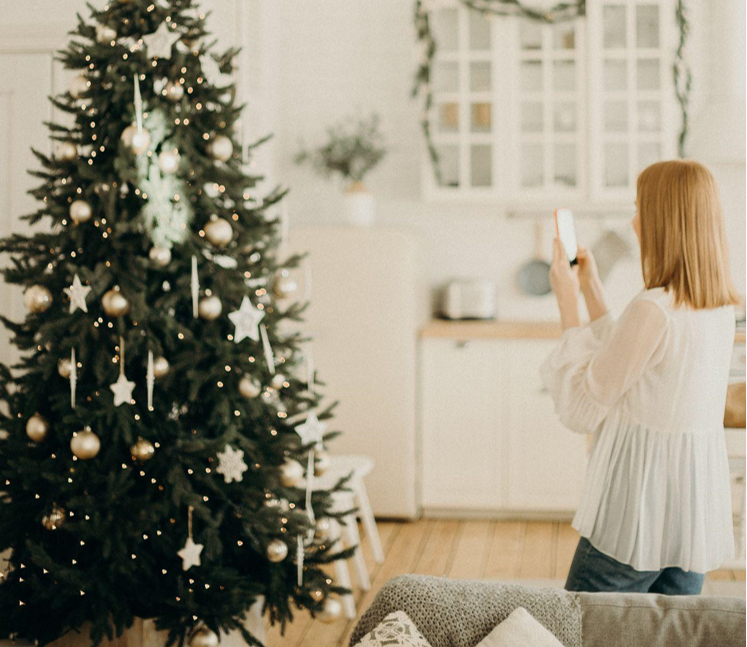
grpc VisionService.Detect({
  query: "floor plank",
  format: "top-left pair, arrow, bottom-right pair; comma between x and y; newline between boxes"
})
519,521 -> 555,579
708,569 -> 735,581
411,519 -> 460,577
448,520 -> 494,580
484,520 -> 525,580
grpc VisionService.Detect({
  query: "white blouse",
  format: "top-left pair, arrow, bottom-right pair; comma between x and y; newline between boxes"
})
541,287 -> 735,573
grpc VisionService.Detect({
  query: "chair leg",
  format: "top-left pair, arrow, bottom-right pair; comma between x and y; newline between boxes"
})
354,477 -> 384,564
342,516 -> 371,591
333,558 -> 356,619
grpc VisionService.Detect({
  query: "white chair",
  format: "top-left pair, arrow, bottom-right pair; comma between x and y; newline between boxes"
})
319,455 -> 385,564
302,455 -> 384,619
298,455 -> 382,619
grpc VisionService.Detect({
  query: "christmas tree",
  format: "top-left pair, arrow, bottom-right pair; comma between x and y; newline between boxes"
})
0,1 -> 353,645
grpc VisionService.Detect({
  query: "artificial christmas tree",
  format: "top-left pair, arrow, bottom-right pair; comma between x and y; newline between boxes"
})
0,1 -> 353,645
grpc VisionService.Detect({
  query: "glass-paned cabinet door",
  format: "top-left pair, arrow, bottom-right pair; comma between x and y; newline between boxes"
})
429,3 -> 504,192
588,0 -> 677,200
514,18 -> 586,198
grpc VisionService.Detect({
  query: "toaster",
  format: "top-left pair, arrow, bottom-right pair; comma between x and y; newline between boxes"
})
441,279 -> 497,320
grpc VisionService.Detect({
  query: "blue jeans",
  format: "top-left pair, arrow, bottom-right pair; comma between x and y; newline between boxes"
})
565,537 -> 704,595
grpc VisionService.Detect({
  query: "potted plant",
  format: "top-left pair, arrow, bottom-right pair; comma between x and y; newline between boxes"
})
295,113 -> 387,226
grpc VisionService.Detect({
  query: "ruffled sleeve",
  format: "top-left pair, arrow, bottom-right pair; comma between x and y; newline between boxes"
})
589,312 -> 615,342
540,297 -> 670,435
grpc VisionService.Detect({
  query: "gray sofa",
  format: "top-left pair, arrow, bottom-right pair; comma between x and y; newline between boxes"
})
349,575 -> 746,647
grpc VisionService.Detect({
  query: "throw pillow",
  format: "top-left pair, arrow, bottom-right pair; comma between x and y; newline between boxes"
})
355,610 -> 433,646
476,607 -> 564,647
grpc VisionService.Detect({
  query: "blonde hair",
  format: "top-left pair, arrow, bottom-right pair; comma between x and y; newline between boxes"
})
636,160 -> 740,309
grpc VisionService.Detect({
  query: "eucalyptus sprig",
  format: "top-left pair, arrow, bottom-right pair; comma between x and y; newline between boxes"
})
295,113 -> 387,185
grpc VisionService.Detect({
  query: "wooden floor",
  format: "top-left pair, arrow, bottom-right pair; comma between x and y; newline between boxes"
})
265,519 -> 746,647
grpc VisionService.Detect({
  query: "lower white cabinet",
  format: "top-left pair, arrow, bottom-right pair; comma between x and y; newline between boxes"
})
420,336 -> 588,515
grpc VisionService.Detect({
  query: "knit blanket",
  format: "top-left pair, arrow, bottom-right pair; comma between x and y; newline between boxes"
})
349,575 -> 582,647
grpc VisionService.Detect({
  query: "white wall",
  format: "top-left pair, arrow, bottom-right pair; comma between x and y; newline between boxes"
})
257,0 -> 745,318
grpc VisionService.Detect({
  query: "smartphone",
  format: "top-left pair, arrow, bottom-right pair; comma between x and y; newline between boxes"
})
554,208 -> 578,266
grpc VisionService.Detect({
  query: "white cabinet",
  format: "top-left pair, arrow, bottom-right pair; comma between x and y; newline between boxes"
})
423,0 -> 678,203
504,340 -> 588,511
421,339 -> 507,509
420,335 -> 587,516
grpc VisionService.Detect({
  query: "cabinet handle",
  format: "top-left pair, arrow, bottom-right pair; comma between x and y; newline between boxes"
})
455,340 -> 470,349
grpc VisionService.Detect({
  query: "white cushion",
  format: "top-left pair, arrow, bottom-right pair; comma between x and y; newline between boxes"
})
356,610 -> 433,647
476,607 -> 564,647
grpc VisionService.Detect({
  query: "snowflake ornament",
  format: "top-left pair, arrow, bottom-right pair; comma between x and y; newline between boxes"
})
216,445 -> 248,483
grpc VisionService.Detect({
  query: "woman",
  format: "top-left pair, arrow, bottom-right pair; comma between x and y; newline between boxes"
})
542,160 -> 740,595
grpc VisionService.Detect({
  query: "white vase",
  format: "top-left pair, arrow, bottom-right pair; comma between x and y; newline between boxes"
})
343,181 -> 375,226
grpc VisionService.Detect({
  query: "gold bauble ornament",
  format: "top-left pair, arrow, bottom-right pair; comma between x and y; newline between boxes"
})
266,538 -> 289,563
95,24 -> 117,44
314,517 -> 340,543
121,124 -> 151,154
153,356 -> 170,379
69,74 -> 90,99
207,135 -> 233,162
318,597 -> 343,623
203,216 -> 233,246
24,285 -> 53,313
26,414 -> 50,443
69,200 -> 93,224
55,141 -> 78,162
273,273 -> 298,299
164,81 -> 185,102
102,287 -> 130,317
149,246 -> 172,267
189,628 -> 219,647
42,504 -> 67,531
158,149 -> 181,174
71,427 -> 101,460
279,458 -> 304,487
58,357 -> 72,378
315,450 -> 331,476
270,373 -> 286,390
198,296 -> 222,321
131,437 -> 155,461
238,375 -> 261,398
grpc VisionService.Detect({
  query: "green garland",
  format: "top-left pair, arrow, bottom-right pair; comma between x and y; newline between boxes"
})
674,0 -> 692,157
413,0 -> 692,186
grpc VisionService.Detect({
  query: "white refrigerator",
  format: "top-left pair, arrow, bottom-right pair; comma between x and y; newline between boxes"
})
289,225 -> 424,518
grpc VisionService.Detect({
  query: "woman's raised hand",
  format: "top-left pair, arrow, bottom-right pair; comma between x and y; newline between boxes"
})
576,244 -> 609,322
550,238 -> 579,296
550,238 -> 581,330
576,245 -> 601,293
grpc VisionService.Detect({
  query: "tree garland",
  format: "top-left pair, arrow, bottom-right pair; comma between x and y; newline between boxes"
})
413,0 -> 692,185
673,0 -> 692,157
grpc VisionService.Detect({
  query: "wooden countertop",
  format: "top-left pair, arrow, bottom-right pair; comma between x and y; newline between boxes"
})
421,319 -> 562,340
422,319 -> 747,343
